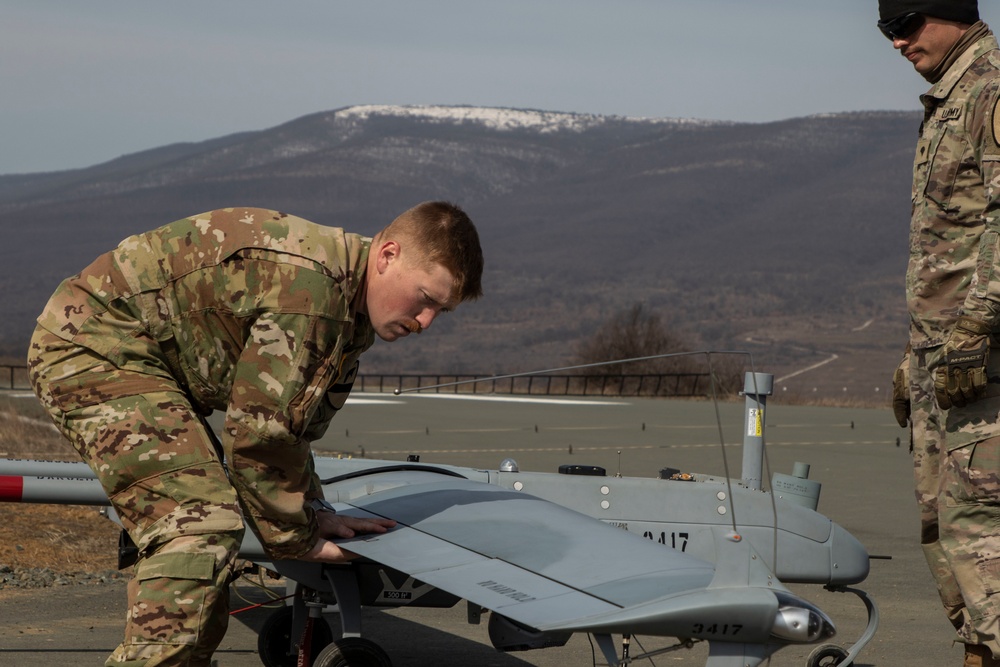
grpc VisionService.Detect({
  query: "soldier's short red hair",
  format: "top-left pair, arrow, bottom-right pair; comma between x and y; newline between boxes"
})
380,201 -> 484,301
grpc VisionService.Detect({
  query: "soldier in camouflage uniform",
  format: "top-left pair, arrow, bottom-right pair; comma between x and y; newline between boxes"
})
880,1 -> 1000,665
26,202 -> 484,666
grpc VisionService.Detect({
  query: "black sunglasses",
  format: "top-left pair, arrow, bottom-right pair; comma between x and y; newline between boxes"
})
877,12 -> 925,40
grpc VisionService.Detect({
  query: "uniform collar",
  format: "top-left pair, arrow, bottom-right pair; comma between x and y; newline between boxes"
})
923,31 -> 999,104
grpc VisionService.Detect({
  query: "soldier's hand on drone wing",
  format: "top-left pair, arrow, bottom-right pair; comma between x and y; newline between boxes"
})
300,537 -> 358,563
316,509 -> 396,539
933,317 -> 991,410
301,512 -> 397,564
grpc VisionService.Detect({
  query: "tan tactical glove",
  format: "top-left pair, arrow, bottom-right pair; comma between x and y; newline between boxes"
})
892,348 -> 910,428
933,317 -> 991,410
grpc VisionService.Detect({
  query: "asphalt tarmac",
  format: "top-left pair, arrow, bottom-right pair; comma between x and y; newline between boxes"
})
0,392 -> 964,666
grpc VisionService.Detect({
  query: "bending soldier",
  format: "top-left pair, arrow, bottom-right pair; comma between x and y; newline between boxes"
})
27,202 -> 484,666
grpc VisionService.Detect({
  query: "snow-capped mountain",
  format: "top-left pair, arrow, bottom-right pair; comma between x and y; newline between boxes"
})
0,105 -> 918,393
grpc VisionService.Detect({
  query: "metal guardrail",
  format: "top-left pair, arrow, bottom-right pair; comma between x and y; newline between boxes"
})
357,372 -> 710,397
0,364 -> 710,398
0,365 -> 30,391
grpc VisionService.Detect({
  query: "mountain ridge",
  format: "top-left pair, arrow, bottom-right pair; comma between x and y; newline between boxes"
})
1,104 -> 921,401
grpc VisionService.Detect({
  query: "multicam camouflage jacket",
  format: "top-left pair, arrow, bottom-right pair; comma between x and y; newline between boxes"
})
909,32 -> 1000,348
36,207 -> 375,555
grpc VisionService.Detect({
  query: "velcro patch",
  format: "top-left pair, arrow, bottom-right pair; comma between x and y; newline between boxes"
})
993,96 -> 1000,149
937,106 -> 961,121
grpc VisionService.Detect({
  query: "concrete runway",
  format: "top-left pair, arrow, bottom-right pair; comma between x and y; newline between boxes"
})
0,392 -> 965,666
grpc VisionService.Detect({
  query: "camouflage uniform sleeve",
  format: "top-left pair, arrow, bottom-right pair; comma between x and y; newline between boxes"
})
964,80 -> 1000,326
223,312 -> 350,560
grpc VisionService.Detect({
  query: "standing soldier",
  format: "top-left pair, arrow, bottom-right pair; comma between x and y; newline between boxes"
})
27,202 -> 484,666
881,2 -> 1000,665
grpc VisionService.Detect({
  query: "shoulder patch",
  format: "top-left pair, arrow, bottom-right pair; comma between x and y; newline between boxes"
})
994,96 -> 1000,149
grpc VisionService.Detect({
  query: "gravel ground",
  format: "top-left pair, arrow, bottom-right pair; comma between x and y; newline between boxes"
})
0,565 -> 127,592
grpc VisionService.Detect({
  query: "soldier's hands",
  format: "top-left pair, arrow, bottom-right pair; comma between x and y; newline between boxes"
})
316,510 -> 396,540
301,513 -> 397,564
301,538 -> 358,563
892,352 -> 910,428
933,317 -> 992,410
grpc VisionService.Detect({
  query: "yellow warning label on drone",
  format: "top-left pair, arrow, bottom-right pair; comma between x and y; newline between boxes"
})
747,408 -> 763,437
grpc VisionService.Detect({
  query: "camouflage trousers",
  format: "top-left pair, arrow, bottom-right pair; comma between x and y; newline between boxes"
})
911,347 -> 1000,657
27,325 -> 246,667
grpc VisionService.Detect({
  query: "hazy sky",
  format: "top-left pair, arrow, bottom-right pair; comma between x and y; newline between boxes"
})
5,1 -> 1000,175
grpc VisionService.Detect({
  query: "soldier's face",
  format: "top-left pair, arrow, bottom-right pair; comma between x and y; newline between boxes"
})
366,240 -> 458,342
890,16 -> 969,76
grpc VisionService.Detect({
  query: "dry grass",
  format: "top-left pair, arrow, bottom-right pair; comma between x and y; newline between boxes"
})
0,404 -> 78,460
0,504 -> 120,572
0,407 -> 120,574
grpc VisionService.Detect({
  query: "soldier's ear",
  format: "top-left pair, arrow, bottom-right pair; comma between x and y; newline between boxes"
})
374,240 -> 401,274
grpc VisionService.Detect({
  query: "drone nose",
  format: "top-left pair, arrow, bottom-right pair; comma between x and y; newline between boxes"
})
828,522 -> 871,585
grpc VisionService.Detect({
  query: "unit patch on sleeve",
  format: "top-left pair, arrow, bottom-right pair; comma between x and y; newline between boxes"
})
993,96 -> 1000,150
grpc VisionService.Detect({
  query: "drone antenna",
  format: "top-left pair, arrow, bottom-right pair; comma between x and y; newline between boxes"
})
705,352 -> 739,533
615,450 -> 622,478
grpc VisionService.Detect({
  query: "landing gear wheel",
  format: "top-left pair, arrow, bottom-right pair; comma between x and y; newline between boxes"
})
257,605 -> 335,667
807,643 -> 849,667
312,638 -> 393,667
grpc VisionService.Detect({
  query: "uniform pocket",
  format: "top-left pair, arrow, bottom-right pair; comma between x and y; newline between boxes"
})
922,134 -> 963,210
302,359 -> 359,442
127,551 -> 218,648
974,230 -> 1000,299
945,436 -> 1000,505
912,135 -> 932,204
